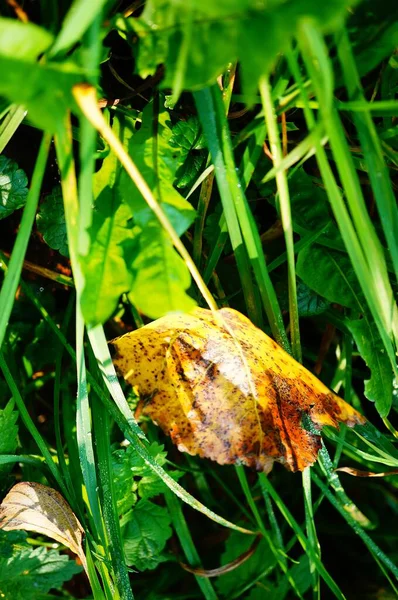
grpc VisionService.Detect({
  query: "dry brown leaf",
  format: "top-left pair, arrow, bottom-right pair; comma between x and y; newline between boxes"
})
180,534 -> 261,577
335,467 -> 398,478
111,307 -> 365,472
0,481 -> 87,574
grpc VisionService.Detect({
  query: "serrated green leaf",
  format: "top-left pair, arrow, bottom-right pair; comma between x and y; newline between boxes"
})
348,319 -> 393,417
0,545 -> 81,600
120,100 -> 196,234
112,451 -> 138,516
123,499 -> 172,571
0,156 -> 28,220
112,442 -> 181,512
0,18 -> 54,60
171,117 -> 206,151
0,530 -> 27,560
216,530 -> 275,597
81,114 -> 138,326
123,0 -> 356,98
36,186 -> 68,256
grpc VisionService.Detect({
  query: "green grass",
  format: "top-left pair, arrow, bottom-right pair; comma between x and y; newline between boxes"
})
0,1 -> 397,599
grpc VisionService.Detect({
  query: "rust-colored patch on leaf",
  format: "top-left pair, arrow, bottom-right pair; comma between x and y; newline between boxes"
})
111,308 -> 365,472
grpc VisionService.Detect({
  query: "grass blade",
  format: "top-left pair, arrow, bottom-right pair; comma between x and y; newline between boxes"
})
0,133 -> 50,349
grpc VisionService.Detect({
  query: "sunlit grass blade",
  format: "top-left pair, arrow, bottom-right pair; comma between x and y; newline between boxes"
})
193,162 -> 214,269
0,104 -> 27,153
297,24 -> 398,364
302,468 -> 320,599
55,115 -> 104,543
261,123 -> 326,183
194,86 -> 289,347
90,359 -> 134,600
336,27 -> 398,283
194,88 -> 263,326
259,75 -> 300,360
236,466 -> 304,599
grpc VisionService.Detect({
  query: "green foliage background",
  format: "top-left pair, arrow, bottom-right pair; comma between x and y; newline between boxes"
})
0,0 -> 397,599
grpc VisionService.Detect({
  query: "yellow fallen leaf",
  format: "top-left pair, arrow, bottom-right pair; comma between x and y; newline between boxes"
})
0,481 -> 87,574
111,307 -> 365,472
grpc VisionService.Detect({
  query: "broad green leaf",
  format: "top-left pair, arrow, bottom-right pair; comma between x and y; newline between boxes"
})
122,0 -> 356,98
348,319 -> 393,417
0,156 -> 28,220
128,224 -> 196,318
297,245 -> 366,312
288,169 -> 341,244
0,482 -> 87,574
49,0 -> 110,56
216,530 -> 275,597
347,3 -> 398,78
81,196 -> 137,325
0,18 -> 54,60
36,186 -> 68,256
119,100 -> 197,318
81,115 -> 138,326
297,244 -> 394,417
0,545 -> 81,600
0,56 -> 82,131
123,499 -> 172,570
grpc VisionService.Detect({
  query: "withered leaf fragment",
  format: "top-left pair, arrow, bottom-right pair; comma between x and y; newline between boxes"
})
111,308 -> 364,472
0,482 -> 87,574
